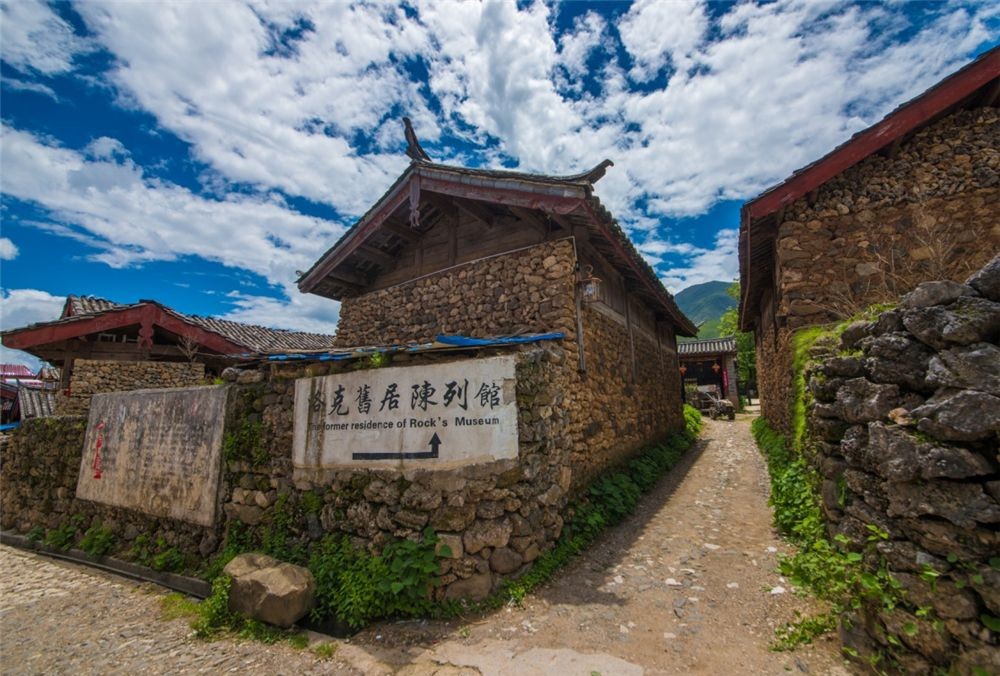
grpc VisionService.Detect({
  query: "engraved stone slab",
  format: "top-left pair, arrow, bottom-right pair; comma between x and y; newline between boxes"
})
76,385 -> 228,527
293,355 -> 518,470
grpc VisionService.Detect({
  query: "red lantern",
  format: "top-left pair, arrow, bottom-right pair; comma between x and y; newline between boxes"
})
679,365 -> 687,376
712,362 -> 721,374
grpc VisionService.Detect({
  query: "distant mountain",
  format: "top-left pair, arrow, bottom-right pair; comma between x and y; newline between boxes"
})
674,280 -> 736,339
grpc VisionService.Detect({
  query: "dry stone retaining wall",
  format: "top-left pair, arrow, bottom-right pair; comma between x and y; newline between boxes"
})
58,359 -> 205,415
803,256 -> 1000,673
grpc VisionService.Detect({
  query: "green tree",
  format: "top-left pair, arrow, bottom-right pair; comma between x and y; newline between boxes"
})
717,282 -> 756,390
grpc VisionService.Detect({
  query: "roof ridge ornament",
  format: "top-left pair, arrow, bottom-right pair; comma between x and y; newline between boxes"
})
580,159 -> 614,184
402,117 -> 431,162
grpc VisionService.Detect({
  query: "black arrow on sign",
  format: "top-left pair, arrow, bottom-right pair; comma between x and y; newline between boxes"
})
352,433 -> 442,461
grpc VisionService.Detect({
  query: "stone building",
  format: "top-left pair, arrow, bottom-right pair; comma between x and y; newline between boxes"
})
1,131 -> 698,602
678,337 -> 739,408
297,123 -> 697,484
1,295 -> 335,414
739,46 -> 1000,431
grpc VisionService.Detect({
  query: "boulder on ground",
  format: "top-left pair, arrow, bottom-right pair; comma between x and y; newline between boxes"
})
223,552 -> 315,628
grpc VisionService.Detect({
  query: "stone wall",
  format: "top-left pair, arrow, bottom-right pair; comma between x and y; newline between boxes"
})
334,238 -> 577,347
0,416 -> 215,558
1,234 -> 688,601
567,307 -> 683,486
222,346 -> 577,600
756,323 -> 795,433
758,107 -> 1000,432
58,359 -> 205,415
803,257 -> 1000,673
776,107 -> 999,330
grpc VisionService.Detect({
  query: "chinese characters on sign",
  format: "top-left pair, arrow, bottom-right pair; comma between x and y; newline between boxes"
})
292,356 -> 519,470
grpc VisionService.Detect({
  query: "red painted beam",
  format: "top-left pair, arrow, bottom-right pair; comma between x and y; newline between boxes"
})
746,48 -> 1000,222
2,303 -> 247,356
3,306 -> 151,348
147,305 -> 247,355
419,175 -> 583,214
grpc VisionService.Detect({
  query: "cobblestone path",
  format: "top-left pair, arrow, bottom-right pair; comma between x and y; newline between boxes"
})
1,418 -> 853,675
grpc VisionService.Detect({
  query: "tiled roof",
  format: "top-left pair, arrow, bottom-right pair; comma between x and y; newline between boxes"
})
51,296 -> 337,353
0,364 -> 35,378
181,314 -> 336,353
67,295 -> 119,316
298,159 -> 697,336
18,387 -> 55,419
678,337 -> 737,356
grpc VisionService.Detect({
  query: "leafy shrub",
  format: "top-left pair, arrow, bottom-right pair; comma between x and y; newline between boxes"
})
308,527 -> 442,628
191,575 -> 235,638
152,545 -> 185,572
44,523 -> 78,551
127,534 -> 185,572
79,523 -> 116,557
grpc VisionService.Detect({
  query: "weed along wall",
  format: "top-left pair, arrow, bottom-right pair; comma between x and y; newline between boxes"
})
754,256 -> 1000,674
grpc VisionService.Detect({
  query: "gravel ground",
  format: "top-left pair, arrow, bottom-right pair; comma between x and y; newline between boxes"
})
1,417 -> 854,675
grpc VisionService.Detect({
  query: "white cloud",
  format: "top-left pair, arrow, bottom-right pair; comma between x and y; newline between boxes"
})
618,0 -> 708,82
557,11 -> 608,80
73,1 -> 429,217
1,125 -> 343,286
0,288 -> 65,331
0,126 -> 346,333
3,0 -> 996,306
1,76 -> 59,100
0,288 -> 65,370
221,292 -> 340,337
0,0 -> 92,74
659,229 -> 739,293
0,237 -> 18,260
67,0 -> 996,232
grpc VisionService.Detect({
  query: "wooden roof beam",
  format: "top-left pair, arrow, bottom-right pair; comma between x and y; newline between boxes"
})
354,244 -> 397,268
380,218 -> 420,243
548,212 -> 573,231
425,191 -> 495,228
509,206 -> 549,236
329,268 -> 371,287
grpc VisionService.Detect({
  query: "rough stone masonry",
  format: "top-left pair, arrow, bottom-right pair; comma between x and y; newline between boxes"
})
804,255 -> 1000,674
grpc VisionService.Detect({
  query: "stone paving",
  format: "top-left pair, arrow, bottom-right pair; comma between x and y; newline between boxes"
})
0,546 -> 357,675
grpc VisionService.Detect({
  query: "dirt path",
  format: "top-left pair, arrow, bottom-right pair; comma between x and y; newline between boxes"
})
0,417 -> 852,675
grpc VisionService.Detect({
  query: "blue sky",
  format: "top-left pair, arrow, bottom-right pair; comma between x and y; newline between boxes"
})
1,0 -> 998,367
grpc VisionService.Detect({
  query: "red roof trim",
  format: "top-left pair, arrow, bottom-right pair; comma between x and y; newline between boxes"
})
2,304 -> 247,355
745,47 -> 1000,222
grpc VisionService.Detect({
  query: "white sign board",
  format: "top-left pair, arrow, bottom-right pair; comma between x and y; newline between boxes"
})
76,385 -> 227,527
292,355 -> 519,469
